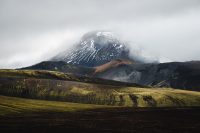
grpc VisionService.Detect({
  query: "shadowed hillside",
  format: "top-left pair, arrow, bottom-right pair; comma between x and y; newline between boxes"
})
21,61 -> 94,76
94,61 -> 200,91
0,69 -> 142,87
1,95 -> 200,133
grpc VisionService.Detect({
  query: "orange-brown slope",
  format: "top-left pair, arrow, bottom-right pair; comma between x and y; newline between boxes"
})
93,59 -> 134,74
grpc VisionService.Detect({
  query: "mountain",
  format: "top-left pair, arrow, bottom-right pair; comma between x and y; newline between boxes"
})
21,31 -> 200,91
52,31 -> 137,67
94,61 -> 200,91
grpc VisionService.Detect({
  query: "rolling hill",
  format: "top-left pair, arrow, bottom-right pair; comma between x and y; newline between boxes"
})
1,69 -> 200,107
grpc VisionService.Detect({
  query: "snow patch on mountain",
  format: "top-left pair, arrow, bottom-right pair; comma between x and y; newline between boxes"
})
52,31 -> 133,67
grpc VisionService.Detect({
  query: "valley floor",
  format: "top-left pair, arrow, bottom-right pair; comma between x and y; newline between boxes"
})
0,95 -> 200,133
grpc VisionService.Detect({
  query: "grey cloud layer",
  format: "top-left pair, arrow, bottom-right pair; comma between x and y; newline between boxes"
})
0,0 -> 200,68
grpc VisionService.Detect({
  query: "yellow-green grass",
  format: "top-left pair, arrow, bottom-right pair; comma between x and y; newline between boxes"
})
0,69 -> 69,79
116,87 -> 200,107
0,69 -> 143,87
62,86 -> 200,107
0,95 -> 109,116
1,80 -> 200,107
1,69 -> 200,107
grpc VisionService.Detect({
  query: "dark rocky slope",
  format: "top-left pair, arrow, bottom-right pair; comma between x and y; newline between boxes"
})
94,61 -> 200,91
23,60 -> 200,91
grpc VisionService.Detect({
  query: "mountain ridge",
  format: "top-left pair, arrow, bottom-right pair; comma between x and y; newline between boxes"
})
22,60 -> 200,91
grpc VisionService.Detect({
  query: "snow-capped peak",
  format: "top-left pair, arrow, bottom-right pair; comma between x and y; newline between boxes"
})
96,31 -> 115,38
52,31 -> 133,67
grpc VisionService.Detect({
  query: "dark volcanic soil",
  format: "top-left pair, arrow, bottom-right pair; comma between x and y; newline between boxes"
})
0,107 -> 200,133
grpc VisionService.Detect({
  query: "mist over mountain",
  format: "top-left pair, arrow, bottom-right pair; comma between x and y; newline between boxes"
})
52,31 -> 159,67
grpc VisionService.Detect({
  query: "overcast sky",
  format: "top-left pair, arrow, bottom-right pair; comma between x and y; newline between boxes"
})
0,0 -> 200,68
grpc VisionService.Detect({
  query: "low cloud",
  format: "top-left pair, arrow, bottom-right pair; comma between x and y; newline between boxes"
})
0,0 -> 200,68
